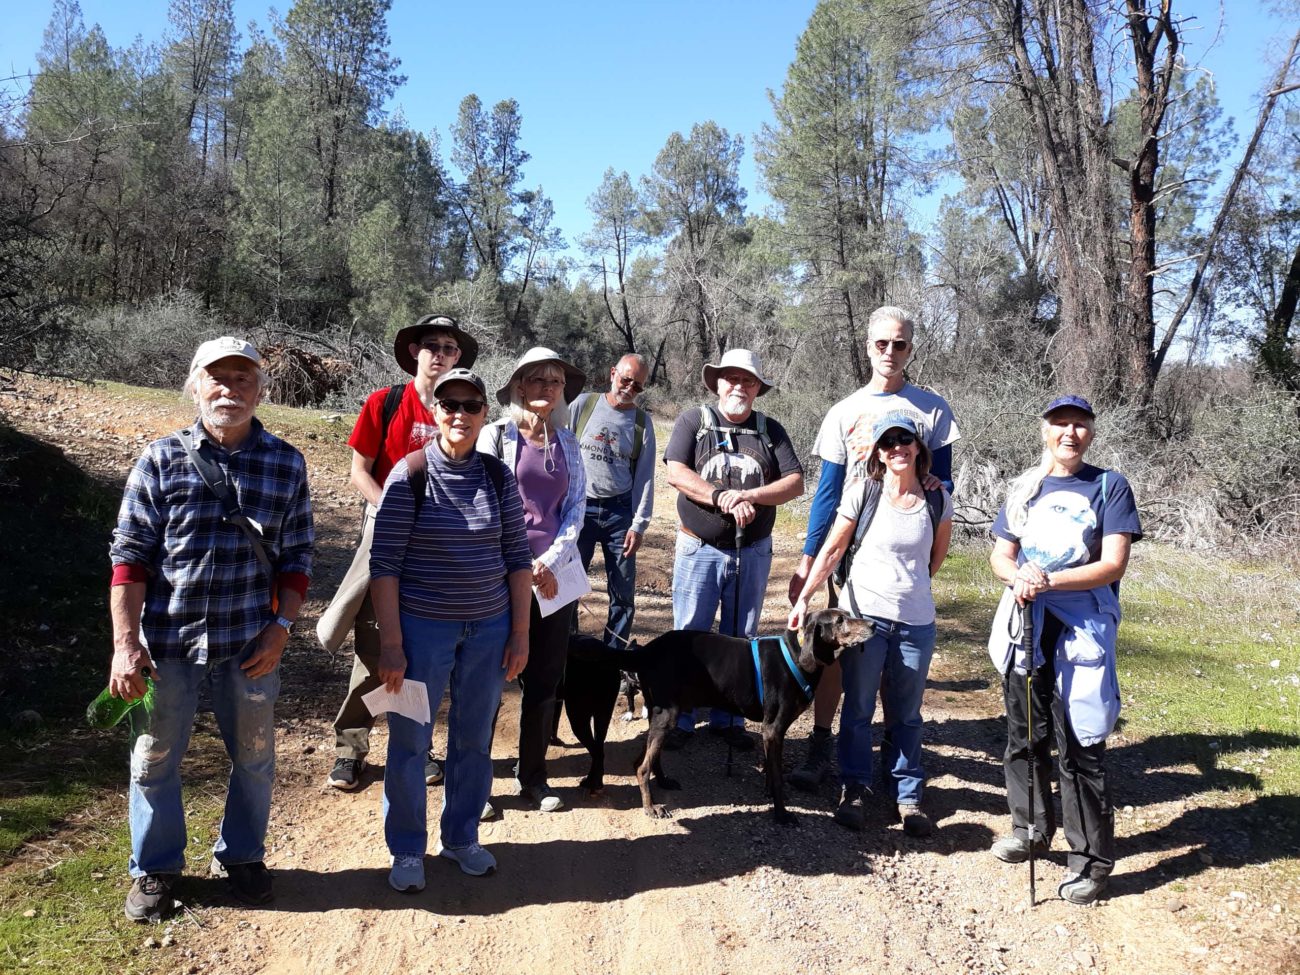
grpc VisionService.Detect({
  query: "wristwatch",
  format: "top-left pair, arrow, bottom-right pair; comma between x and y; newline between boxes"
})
274,615 -> 297,634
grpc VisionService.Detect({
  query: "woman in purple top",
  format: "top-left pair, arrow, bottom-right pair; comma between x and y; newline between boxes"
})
479,348 -> 587,812
371,369 -> 532,890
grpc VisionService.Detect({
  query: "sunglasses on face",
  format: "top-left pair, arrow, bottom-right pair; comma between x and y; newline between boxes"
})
437,398 -> 486,415
878,432 -> 916,450
420,342 -> 461,357
614,373 -> 646,393
872,339 -> 910,354
721,373 -> 759,388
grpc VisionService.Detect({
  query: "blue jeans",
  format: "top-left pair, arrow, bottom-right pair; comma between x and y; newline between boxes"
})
385,610 -> 510,855
671,531 -> 773,731
128,650 -> 278,877
838,617 -> 936,806
577,493 -> 637,648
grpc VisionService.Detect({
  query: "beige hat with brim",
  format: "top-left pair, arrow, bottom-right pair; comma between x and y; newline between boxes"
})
701,348 -> 774,396
191,337 -> 260,374
496,347 -> 586,406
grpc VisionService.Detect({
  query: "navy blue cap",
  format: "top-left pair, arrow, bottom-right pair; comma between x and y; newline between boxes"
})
870,410 -> 922,444
1042,395 -> 1095,419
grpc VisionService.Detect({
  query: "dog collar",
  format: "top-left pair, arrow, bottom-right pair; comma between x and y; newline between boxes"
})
750,636 -> 814,705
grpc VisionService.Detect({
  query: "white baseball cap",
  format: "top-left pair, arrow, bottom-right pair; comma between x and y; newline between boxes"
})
190,337 -> 261,374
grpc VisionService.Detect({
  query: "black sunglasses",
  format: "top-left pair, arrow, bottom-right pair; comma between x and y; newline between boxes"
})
437,398 -> 487,415
872,338 -> 910,353
878,432 -> 916,449
615,373 -> 646,393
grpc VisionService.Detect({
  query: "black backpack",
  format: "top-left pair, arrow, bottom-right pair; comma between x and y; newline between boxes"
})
832,478 -> 945,587
371,382 -> 411,476
402,446 -> 507,520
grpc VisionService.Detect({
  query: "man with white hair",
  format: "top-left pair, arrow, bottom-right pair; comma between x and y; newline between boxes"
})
663,349 -> 804,749
108,337 -> 314,921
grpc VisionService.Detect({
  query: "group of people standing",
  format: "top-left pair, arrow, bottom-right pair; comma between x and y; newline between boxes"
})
105,304 -> 1140,921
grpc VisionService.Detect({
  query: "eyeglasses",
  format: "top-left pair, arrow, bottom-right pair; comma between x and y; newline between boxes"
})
872,339 -> 910,354
878,432 -> 916,450
614,373 -> 646,393
420,342 -> 461,357
720,372 -> 759,388
437,398 -> 486,415
525,376 -> 565,388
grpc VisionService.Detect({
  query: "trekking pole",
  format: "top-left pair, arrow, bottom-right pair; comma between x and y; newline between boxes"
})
725,517 -> 745,779
1022,596 -> 1037,909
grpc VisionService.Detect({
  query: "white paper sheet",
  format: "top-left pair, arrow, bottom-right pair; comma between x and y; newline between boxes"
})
361,679 -> 431,724
534,549 -> 591,618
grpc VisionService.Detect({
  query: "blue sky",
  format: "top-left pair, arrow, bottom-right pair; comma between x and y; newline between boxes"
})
1,0 -> 1291,255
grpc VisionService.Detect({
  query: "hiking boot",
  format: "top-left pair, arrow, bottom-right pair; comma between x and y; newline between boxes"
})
1059,872 -> 1108,905
990,833 -> 1049,864
662,726 -> 693,751
388,854 -> 426,893
898,804 -> 933,837
124,873 -> 176,922
210,858 -> 273,905
425,750 -> 444,786
834,783 -> 870,832
710,724 -> 755,751
327,756 -> 364,790
518,780 -> 564,812
788,732 -> 834,791
437,840 -> 497,877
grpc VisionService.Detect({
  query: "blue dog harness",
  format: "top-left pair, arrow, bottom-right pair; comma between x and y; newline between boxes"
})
750,636 -> 814,706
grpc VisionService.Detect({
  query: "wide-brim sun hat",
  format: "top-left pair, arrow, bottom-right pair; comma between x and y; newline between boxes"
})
701,348 -> 774,396
869,411 -> 922,447
393,314 -> 479,375
191,336 -> 260,373
1041,394 -> 1095,419
496,347 -> 586,406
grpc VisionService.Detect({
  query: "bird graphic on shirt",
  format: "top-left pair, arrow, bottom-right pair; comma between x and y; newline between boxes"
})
1021,490 -> 1097,571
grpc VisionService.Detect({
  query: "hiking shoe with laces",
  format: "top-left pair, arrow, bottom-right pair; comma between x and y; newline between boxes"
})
898,804 -> 933,837
388,854 -> 426,893
425,750 -> 444,785
210,858 -> 273,905
518,780 -> 564,812
124,873 -> 176,922
327,756 -> 364,790
834,783 -> 869,832
437,840 -> 497,876
788,732 -> 834,791
990,833 -> 1049,863
662,726 -> 693,751
1058,872 -> 1108,905
711,724 -> 755,751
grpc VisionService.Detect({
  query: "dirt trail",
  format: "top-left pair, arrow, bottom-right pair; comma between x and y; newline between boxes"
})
4,377 -> 1296,975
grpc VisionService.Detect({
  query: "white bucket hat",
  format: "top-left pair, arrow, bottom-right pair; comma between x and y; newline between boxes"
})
190,337 -> 260,374
496,347 -> 587,406
701,348 -> 774,396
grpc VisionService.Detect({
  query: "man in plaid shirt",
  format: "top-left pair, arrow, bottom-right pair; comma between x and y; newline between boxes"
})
108,337 -> 314,922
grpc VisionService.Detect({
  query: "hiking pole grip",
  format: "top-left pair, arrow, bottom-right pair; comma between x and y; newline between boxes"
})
1023,597 -> 1037,908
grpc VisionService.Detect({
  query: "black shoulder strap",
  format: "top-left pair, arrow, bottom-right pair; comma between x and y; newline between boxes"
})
404,446 -> 428,520
177,428 -> 273,572
833,478 -> 882,587
479,451 -> 507,506
372,383 -> 410,476
630,407 -> 647,465
924,487 -> 944,537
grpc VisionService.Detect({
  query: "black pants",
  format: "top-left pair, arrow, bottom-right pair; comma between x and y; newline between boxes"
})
516,596 -> 575,788
1002,611 -> 1114,881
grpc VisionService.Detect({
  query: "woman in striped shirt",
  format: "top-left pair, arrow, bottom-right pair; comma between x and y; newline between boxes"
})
371,369 -> 532,890
480,347 -> 587,813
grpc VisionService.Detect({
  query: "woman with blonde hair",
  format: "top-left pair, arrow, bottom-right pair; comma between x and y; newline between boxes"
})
986,395 -> 1142,905
480,348 -> 586,812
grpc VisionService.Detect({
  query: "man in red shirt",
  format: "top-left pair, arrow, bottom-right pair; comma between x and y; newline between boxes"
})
316,314 -> 478,789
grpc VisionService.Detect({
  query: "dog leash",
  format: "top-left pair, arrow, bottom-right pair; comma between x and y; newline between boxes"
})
749,636 -> 814,706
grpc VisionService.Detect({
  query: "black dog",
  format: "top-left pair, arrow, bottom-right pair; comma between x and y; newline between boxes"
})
561,634 -> 626,794
624,608 -> 871,825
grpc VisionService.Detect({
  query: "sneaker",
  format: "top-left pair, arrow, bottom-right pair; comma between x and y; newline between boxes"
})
124,873 -> 176,922
327,756 -> 364,790
210,858 -> 273,905
1059,872 -> 1108,905
898,804 -> 933,837
437,840 -> 497,876
711,724 -> 755,751
990,833 -> 1049,864
518,781 -> 564,812
388,854 -> 426,893
425,751 -> 444,786
480,799 -> 497,822
788,732 -> 834,791
834,783 -> 869,832
662,726 -> 693,751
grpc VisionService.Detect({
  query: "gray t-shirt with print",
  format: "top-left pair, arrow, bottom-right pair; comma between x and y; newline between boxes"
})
571,392 -> 656,534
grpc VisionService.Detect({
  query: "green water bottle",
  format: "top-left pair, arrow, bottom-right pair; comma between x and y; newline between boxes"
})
86,669 -> 155,729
